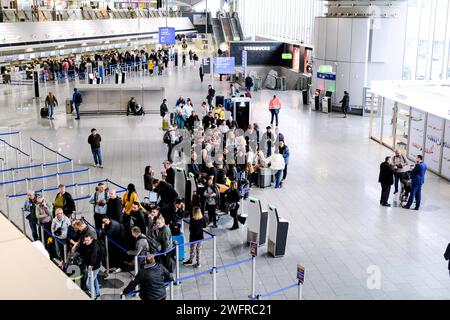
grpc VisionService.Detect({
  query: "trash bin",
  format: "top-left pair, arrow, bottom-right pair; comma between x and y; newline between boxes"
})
314,95 -> 320,111
322,97 -> 331,113
302,90 -> 309,105
65,99 -> 73,114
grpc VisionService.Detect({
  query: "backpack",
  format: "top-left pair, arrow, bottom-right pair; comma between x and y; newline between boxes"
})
145,235 -> 162,254
75,92 -> 82,104
163,131 -> 171,145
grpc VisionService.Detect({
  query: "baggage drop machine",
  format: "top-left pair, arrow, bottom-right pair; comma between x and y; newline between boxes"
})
246,197 -> 268,246
267,204 -> 289,257
230,97 -> 252,130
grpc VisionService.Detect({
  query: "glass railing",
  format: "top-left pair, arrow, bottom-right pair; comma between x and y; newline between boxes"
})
0,8 -> 182,23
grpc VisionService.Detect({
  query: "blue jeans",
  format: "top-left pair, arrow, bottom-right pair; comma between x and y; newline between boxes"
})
48,104 -> 54,118
274,170 -> 283,188
28,218 -> 39,241
406,184 -> 422,209
74,103 -> 80,118
270,109 -> 279,126
86,268 -> 100,297
91,148 -> 103,166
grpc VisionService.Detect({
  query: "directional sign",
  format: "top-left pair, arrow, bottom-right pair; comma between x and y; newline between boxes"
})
202,57 -> 211,74
159,27 -> 176,45
250,241 -> 258,257
317,72 -> 336,81
297,264 -> 305,284
214,57 -> 235,74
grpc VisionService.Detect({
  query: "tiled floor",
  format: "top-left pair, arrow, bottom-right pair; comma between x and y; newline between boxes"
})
1,59 -> 450,300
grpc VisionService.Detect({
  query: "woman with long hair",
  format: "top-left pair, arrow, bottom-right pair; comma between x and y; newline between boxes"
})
226,181 -> 241,230
183,207 -> 206,268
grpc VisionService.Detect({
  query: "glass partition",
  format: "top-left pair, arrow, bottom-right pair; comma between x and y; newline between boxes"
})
382,98 -> 396,149
369,94 -> 383,142
394,103 -> 411,153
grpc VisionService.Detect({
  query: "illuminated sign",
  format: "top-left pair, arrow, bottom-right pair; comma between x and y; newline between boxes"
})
318,65 -> 333,73
282,53 -> 293,60
243,46 -> 271,51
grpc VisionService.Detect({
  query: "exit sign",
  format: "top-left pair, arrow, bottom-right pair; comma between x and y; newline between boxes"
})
282,53 -> 292,60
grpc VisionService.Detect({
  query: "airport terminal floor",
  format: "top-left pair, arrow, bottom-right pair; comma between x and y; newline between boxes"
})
1,61 -> 450,300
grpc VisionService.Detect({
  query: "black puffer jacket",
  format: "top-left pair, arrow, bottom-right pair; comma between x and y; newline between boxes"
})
123,263 -> 173,300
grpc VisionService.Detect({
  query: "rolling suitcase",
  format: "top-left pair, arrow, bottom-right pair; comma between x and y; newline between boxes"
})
257,168 -> 272,188
40,107 -> 49,118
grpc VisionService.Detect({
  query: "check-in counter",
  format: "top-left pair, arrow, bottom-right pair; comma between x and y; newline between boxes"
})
267,204 -> 289,257
246,197 -> 268,246
76,84 -> 165,114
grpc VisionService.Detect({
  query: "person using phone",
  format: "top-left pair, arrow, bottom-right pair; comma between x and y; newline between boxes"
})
89,182 -> 109,229
390,149 -> 409,194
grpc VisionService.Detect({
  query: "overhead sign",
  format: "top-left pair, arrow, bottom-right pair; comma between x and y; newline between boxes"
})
282,53 -> 293,60
202,57 -> 211,74
297,265 -> 305,284
244,46 -> 271,51
317,72 -> 336,81
214,57 -> 235,74
250,241 -> 258,257
233,36 -> 241,41
159,27 -> 176,45
318,65 -> 333,73
242,50 -> 247,76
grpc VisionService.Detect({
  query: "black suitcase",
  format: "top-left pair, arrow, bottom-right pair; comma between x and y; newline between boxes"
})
215,95 -> 224,107
40,107 -> 49,118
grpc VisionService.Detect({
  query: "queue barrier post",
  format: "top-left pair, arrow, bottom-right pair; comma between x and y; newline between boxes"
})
5,196 -> 10,220
134,255 -> 139,276
250,256 -> 256,300
170,281 -> 174,300
25,178 -> 30,194
11,170 -> 16,195
175,243 -> 180,285
56,171 -> 60,186
40,225 -> 45,245
56,153 -> 59,173
15,147 -> 19,170
21,208 -> 26,236
212,235 -> 217,300
89,269 -> 95,300
40,164 -> 45,197
71,161 -> 75,186
63,243 -> 68,264
298,281 -> 303,300
105,235 -> 110,273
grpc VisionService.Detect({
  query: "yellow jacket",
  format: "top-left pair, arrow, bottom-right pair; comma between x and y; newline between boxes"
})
122,191 -> 144,214
213,107 -> 225,120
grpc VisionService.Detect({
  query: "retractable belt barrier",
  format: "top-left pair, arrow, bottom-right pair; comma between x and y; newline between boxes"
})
250,282 -> 301,300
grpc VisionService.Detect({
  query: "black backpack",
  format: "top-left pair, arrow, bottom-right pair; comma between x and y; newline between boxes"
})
145,235 -> 162,254
75,92 -> 82,104
163,131 -> 171,145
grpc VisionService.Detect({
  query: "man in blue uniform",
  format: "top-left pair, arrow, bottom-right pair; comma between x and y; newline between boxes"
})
403,155 -> 427,210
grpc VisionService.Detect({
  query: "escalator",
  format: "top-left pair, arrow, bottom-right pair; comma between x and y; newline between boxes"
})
220,16 -> 233,42
211,17 -> 226,49
231,13 -> 245,41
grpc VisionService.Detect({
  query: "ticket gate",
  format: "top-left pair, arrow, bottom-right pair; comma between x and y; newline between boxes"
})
267,204 -> 289,257
246,197 -> 268,246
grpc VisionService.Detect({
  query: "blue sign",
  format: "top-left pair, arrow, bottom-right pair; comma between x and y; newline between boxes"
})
317,72 -> 336,81
159,27 -> 176,45
214,57 -> 235,74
